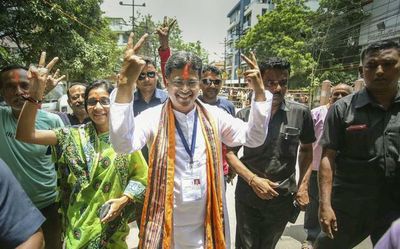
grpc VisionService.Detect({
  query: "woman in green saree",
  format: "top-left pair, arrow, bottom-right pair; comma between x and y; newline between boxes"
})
16,64 -> 147,249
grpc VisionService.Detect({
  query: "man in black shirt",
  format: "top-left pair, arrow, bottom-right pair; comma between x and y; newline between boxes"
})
315,40 -> 400,248
227,57 -> 315,249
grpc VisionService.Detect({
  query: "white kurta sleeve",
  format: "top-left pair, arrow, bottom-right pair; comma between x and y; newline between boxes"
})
109,88 -> 150,154
219,90 -> 272,148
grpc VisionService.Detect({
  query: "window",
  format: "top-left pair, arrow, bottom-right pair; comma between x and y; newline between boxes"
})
230,12 -> 238,24
122,33 -> 129,44
262,8 -> 268,15
244,13 -> 252,27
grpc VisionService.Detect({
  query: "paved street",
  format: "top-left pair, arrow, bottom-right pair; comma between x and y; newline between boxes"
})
126,178 -> 373,249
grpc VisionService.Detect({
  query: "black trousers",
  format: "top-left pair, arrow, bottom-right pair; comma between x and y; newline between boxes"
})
40,202 -> 62,249
235,195 -> 292,249
304,171 -> 321,242
314,189 -> 400,249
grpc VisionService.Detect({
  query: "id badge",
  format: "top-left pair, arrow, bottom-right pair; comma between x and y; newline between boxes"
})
181,175 -> 202,202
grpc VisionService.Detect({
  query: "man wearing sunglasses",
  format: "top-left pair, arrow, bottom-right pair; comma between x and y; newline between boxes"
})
226,57 -> 315,249
199,65 -> 236,185
199,65 -> 235,116
130,16 -> 174,119
133,57 -> 168,117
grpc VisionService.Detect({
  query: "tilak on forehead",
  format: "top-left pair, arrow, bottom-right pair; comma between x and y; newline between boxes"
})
13,70 -> 20,82
182,63 -> 191,80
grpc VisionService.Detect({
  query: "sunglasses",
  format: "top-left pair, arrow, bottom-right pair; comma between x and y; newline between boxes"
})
201,78 -> 222,86
138,71 -> 156,81
86,97 -> 110,106
264,79 -> 288,88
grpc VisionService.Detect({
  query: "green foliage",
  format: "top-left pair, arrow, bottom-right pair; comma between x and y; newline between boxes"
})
0,0 -> 119,81
318,64 -> 359,85
236,0 -> 367,89
132,14 -> 209,67
313,0 -> 366,84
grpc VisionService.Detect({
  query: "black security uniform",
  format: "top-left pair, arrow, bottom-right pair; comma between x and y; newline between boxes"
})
315,88 -> 400,248
235,100 -> 315,249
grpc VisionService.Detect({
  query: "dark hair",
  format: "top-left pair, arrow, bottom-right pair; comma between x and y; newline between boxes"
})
84,80 -> 114,111
0,65 -> 28,87
67,82 -> 87,99
141,56 -> 155,67
202,65 -> 221,76
165,51 -> 203,78
259,57 -> 291,76
361,40 -> 400,63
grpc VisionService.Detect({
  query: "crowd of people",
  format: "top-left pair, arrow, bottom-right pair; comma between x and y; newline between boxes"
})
1,16 -> 400,249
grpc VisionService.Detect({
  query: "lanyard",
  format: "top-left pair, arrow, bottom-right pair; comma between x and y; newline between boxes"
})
175,111 -> 198,165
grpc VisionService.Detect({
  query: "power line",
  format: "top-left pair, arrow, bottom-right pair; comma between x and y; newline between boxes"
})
41,0 -> 107,39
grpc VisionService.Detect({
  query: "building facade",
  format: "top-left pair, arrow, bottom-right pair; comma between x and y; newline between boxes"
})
226,0 -> 273,85
225,0 -> 319,85
359,0 -> 400,47
106,17 -> 132,47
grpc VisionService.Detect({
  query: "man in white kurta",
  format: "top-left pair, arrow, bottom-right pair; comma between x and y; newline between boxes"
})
109,40 -> 271,249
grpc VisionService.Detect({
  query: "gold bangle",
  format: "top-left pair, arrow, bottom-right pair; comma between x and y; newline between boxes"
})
249,174 -> 257,186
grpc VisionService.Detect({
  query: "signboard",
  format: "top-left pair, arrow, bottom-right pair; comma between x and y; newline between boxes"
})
359,0 -> 400,46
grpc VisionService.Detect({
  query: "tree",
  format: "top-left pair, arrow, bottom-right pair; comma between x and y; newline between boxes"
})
236,0 -> 368,88
313,0 -> 367,85
0,0 -> 119,81
237,0 -> 317,88
131,14 -> 209,67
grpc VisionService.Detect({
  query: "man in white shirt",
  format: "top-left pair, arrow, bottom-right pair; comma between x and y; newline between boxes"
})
109,33 -> 272,249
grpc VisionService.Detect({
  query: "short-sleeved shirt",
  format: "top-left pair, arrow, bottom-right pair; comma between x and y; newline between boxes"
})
198,96 -> 236,116
236,100 -> 315,207
320,88 -> 400,198
311,105 -> 329,171
0,159 -> 45,249
133,89 -> 168,117
0,106 -> 64,208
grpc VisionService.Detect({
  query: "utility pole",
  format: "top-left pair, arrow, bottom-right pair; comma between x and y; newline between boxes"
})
119,0 -> 146,31
237,0 -> 245,86
224,37 -> 227,73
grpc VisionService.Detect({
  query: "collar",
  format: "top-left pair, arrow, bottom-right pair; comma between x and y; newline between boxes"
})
154,89 -> 166,99
354,88 -> 372,108
280,99 -> 290,111
173,106 -> 197,123
134,89 -> 158,101
198,95 -> 219,105
354,87 -> 400,108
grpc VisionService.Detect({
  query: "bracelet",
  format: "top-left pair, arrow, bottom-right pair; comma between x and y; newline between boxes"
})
248,174 -> 257,186
21,95 -> 42,108
21,95 -> 42,104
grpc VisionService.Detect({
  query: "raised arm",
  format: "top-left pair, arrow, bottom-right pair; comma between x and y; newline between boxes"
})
116,32 -> 148,103
241,52 -> 266,102
16,52 -> 65,146
157,16 -> 175,84
220,52 -> 272,148
110,33 -> 151,153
